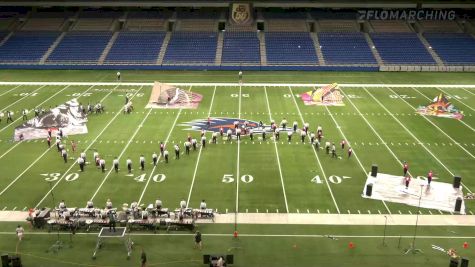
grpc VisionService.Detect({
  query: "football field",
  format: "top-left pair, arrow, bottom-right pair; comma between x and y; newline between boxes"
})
0,70 -> 474,266
0,78 -> 475,215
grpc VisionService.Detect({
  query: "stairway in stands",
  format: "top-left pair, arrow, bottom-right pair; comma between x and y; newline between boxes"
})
310,32 -> 325,65
215,31 -> 224,65
98,31 -> 119,64
258,31 -> 267,66
364,33 -> 384,65
417,33 -> 444,66
39,32 -> 67,64
156,32 -> 171,65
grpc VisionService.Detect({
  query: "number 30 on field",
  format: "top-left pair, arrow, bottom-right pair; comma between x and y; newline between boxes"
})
222,174 -> 253,183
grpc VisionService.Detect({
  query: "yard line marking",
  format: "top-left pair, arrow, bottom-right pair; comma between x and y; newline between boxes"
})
0,141 -> 22,160
0,85 -> 46,111
462,88 -> 475,96
12,207 -> 16,211
1,207 -> 6,211
236,85 -> 242,213
363,87 -> 473,194
288,86 -> 340,214
184,86 -> 216,207
389,87 -> 475,160
0,85 -> 22,97
413,87 -> 475,134
264,86 -> 289,213
429,210 -> 432,215
323,90 -> 391,214
33,85 -> 139,208
408,211 -> 412,215
91,110 -> 154,201
438,210 -> 443,214
307,209 -> 310,213
3,81 -> 475,88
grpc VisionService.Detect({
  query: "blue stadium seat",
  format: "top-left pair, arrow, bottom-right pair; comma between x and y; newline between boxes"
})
47,31 -> 112,63
318,32 -> 376,65
424,33 -> 475,65
265,32 -> 317,64
222,31 -> 260,64
0,31 -> 59,62
163,31 -> 217,64
105,32 -> 166,64
370,33 -> 435,64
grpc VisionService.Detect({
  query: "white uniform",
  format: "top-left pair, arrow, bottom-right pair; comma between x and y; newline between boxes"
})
155,199 -> 162,208
100,159 -> 105,166
77,157 -> 84,164
80,152 -> 86,159
87,201 -> 94,208
106,200 -> 112,209
140,156 -> 145,163
180,200 -> 186,209
200,201 -> 207,209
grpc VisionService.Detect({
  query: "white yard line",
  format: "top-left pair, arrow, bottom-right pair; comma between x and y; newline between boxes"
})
386,86 -> 475,160
236,85 -> 241,213
322,90 -> 391,215
90,107 -> 154,201
2,81 -> 475,88
0,85 -> 22,97
185,86 -> 216,208
288,86 -> 340,214
413,87 -> 475,133
0,85 -> 46,111
263,86 -> 289,213
0,141 -> 22,160
437,87 -> 475,113
462,88 -> 475,96
0,85 -> 72,134
136,86 -> 193,205
34,85 -> 139,208
363,87 -> 473,194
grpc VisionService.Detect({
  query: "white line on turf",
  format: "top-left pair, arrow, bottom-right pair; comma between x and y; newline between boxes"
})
34,85 -> 139,208
185,86 -> 216,208
90,108 -> 154,201
0,141 -> 22,160
288,86 -> 340,214
462,88 -> 475,96
236,85 -> 241,213
386,86 -> 475,160
322,89 -> 392,215
412,87 -> 475,133
437,87 -> 475,113
0,85 -> 46,111
363,87 -> 473,194
3,81 -> 475,88
136,86 -> 192,205
263,86 -> 289,213
0,85 -> 22,97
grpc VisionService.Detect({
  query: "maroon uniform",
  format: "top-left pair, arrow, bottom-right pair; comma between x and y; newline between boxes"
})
427,170 -> 433,185
403,163 -> 409,176
341,140 -> 346,149
404,176 -> 411,189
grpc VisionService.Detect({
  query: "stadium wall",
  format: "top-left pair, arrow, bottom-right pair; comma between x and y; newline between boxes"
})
0,64 -> 380,71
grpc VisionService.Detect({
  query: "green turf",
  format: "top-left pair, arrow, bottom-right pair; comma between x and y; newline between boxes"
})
0,70 -> 474,266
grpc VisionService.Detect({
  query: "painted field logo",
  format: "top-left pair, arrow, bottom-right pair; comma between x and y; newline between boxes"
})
179,117 -> 293,135
416,93 -> 463,120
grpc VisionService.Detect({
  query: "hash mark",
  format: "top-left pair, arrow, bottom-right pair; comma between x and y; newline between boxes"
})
357,210 -> 361,214
398,210 -> 402,214
408,211 -> 412,215
439,210 -> 443,214
306,209 -> 309,213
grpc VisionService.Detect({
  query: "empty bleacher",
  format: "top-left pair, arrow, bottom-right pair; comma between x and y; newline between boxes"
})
419,20 -> 462,33
318,20 -> 359,32
318,32 -> 376,65
125,11 -> 170,31
370,21 -> 412,32
21,18 -> 65,31
222,31 -> 260,64
265,32 -> 317,64
47,31 -> 112,63
71,10 -> 121,31
370,33 -> 435,64
0,31 -> 59,62
105,31 -> 166,64
163,31 -> 217,64
175,19 -> 217,32
424,33 -> 475,65
266,19 -> 308,32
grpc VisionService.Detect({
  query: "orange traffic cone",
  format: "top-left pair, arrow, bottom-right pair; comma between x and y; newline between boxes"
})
233,231 -> 238,238
463,242 -> 469,249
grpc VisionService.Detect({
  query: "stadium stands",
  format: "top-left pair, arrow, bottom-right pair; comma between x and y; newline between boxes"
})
21,18 -> 66,31
423,33 -> 475,65
222,31 -> 260,64
318,20 -> 359,32
47,31 -> 112,63
419,20 -> 462,33
105,31 -> 166,64
265,32 -> 317,64
0,31 -> 59,62
266,19 -> 308,32
163,31 -> 217,64
370,33 -> 436,64
319,32 -> 376,65
370,21 -> 412,32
